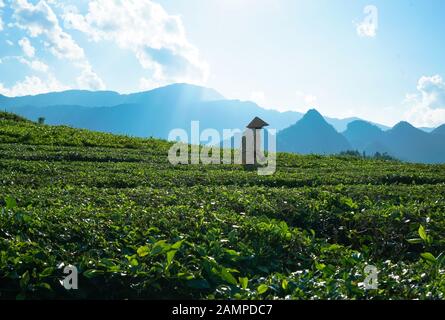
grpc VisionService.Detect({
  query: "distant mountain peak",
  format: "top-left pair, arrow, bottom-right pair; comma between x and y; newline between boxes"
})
301,108 -> 325,122
305,108 -> 323,117
277,108 -> 351,154
432,124 -> 445,135
392,121 -> 417,132
343,120 -> 384,152
345,120 -> 383,135
347,119 -> 379,129
1,83 -> 224,102
150,83 -> 225,101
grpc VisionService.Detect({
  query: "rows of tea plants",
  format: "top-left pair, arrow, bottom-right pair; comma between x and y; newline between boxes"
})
0,114 -> 444,299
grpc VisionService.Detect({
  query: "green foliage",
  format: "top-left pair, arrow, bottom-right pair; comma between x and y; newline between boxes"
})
339,150 -> 398,161
0,111 -> 30,123
0,115 -> 444,299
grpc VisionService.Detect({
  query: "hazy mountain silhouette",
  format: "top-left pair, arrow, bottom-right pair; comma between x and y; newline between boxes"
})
431,124 -> 445,136
4,101 -> 301,139
277,111 -> 445,163
277,109 -> 351,154
343,120 -> 385,151
379,121 -> 445,163
340,120 -> 445,163
331,117 -> 389,132
0,83 -> 224,108
0,90 -> 121,108
1,83 -> 378,136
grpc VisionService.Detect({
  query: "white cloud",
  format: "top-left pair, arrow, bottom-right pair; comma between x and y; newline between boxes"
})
11,0 -> 105,90
405,75 -> 445,127
77,66 -> 105,91
0,55 -> 49,72
356,5 -> 378,38
18,37 -> 36,57
29,60 -> 49,72
296,90 -> 318,106
18,57 -> 49,72
0,75 -> 68,97
415,75 -> 445,109
305,95 -> 318,104
12,0 -> 84,60
250,91 -> 266,106
63,0 -> 209,86
13,0 -> 60,37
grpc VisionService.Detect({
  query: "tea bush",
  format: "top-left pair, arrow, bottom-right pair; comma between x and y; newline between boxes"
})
0,115 -> 444,299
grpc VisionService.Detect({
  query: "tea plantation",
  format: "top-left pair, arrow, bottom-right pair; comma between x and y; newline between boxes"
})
0,112 -> 444,299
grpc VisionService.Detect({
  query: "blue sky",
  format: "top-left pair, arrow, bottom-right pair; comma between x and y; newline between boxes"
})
1,0 -> 445,127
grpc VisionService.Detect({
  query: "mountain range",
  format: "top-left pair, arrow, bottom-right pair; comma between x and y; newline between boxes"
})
278,109 -> 445,163
0,83 -> 386,135
343,120 -> 445,163
277,109 -> 351,154
1,83 -> 444,163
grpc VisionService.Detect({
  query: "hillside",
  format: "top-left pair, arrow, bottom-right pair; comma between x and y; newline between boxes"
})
1,112 -> 444,299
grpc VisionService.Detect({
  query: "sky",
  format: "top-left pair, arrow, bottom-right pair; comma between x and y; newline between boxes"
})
1,0 -> 445,127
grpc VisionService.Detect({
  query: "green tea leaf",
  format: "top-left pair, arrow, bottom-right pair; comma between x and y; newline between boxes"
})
83,269 -> 102,279
341,197 -> 358,209
257,284 -> 269,295
5,196 -> 17,209
151,240 -> 169,255
39,267 -> 54,278
315,262 -> 326,271
166,250 -> 177,268
137,245 -> 150,257
20,270 -> 30,288
224,249 -> 240,256
37,283 -> 52,291
418,225 -> 427,241
420,252 -> 436,263
171,240 -> 184,250
187,279 -> 210,289
282,279 -> 288,290
239,277 -> 248,290
220,268 -> 237,285
130,258 -> 139,267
